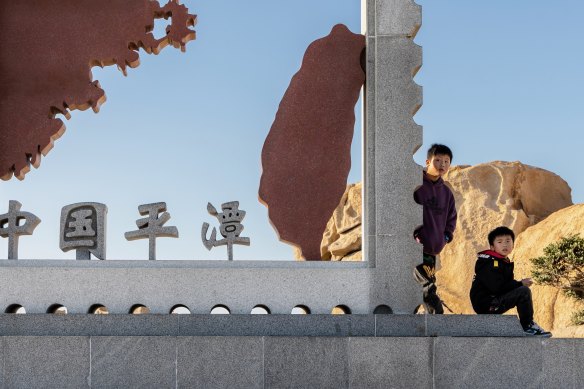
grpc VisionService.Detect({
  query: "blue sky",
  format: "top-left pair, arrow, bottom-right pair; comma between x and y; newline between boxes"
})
1,1 -> 582,260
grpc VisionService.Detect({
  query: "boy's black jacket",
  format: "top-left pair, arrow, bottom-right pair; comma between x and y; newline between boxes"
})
470,250 -> 523,313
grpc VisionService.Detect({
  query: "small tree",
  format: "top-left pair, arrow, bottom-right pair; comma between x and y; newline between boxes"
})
531,234 -> 584,325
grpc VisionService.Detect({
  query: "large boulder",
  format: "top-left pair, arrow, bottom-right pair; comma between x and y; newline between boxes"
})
315,162 -> 581,336
320,182 -> 362,261
512,204 -> 584,337
438,161 -> 573,315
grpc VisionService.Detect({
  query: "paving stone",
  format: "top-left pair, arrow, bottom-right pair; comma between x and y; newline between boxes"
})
349,337 -> 432,388
3,336 -> 89,388
434,337 -> 543,388
264,337 -> 349,388
178,314 -> 374,337
0,338 -> 4,388
575,339 -> 584,388
98,314 -> 179,336
542,338 -> 576,388
375,314 -> 425,336
91,336 -> 176,388
0,314 -> 101,336
177,337 -> 262,388
426,315 -> 525,337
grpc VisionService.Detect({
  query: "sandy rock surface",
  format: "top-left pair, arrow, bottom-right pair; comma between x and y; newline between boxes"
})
512,204 -> 584,336
436,161 -> 572,315
320,182 -> 362,261
306,161 -> 584,336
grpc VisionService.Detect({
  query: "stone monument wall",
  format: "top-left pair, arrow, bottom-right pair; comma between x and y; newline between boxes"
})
0,0 -> 425,314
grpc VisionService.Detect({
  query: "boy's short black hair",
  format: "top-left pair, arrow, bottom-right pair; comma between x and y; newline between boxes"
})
427,144 -> 453,162
488,226 -> 515,246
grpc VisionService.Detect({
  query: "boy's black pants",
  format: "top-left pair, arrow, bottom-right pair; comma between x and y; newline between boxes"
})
488,286 -> 534,329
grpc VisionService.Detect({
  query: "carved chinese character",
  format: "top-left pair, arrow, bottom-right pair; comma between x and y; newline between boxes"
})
124,202 -> 178,260
0,200 -> 41,259
202,201 -> 250,261
60,202 -> 107,260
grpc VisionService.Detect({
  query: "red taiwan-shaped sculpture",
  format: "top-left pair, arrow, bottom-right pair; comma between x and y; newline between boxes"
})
259,24 -> 365,260
0,0 -> 196,180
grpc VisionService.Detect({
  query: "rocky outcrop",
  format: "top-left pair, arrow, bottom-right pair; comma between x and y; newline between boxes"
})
320,182 -> 362,261
437,161 -> 573,315
316,162 -> 584,336
512,204 -> 584,337
317,161 -> 572,265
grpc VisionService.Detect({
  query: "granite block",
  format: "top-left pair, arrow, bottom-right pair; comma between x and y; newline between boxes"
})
0,338 -> 4,388
374,183 -> 421,238
372,246 -> 420,313
376,0 -> 422,37
434,337 -> 543,388
3,336 -> 89,388
375,36 -> 422,96
364,36 -> 376,248
365,234 -> 376,267
542,339 -> 577,389
264,337 -> 349,388
575,339 -> 584,388
98,314 -> 179,336
375,314 -> 425,336
365,0 -> 375,37
0,260 -> 374,317
373,35 -> 423,275
91,336 -> 176,388
177,337 -> 263,388
0,314 -> 101,336
349,337 -> 432,388
426,315 -> 525,337
178,314 -> 375,337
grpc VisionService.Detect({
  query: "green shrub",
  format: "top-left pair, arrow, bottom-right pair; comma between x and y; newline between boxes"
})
531,234 -> 584,325
573,310 -> 584,326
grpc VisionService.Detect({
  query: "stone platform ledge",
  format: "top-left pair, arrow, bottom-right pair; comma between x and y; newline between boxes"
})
0,314 -> 526,337
0,336 -> 580,388
0,259 -> 370,269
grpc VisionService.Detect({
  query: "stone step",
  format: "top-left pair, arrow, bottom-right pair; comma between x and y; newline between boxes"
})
0,335 -> 579,388
0,314 -> 525,337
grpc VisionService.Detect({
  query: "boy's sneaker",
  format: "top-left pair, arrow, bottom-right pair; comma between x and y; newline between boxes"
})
524,321 -> 552,337
413,263 -> 436,286
423,284 -> 444,315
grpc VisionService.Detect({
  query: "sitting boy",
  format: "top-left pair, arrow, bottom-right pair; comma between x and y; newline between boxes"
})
470,226 -> 551,337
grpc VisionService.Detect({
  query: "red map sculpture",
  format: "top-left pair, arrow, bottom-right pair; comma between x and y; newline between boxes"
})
0,0 -> 196,180
259,24 -> 365,260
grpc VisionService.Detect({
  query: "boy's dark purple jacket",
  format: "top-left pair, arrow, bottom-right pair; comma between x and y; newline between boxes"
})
414,171 -> 457,255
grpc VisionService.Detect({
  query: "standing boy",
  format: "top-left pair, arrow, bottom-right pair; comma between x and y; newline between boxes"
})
470,226 -> 552,336
413,144 -> 457,314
